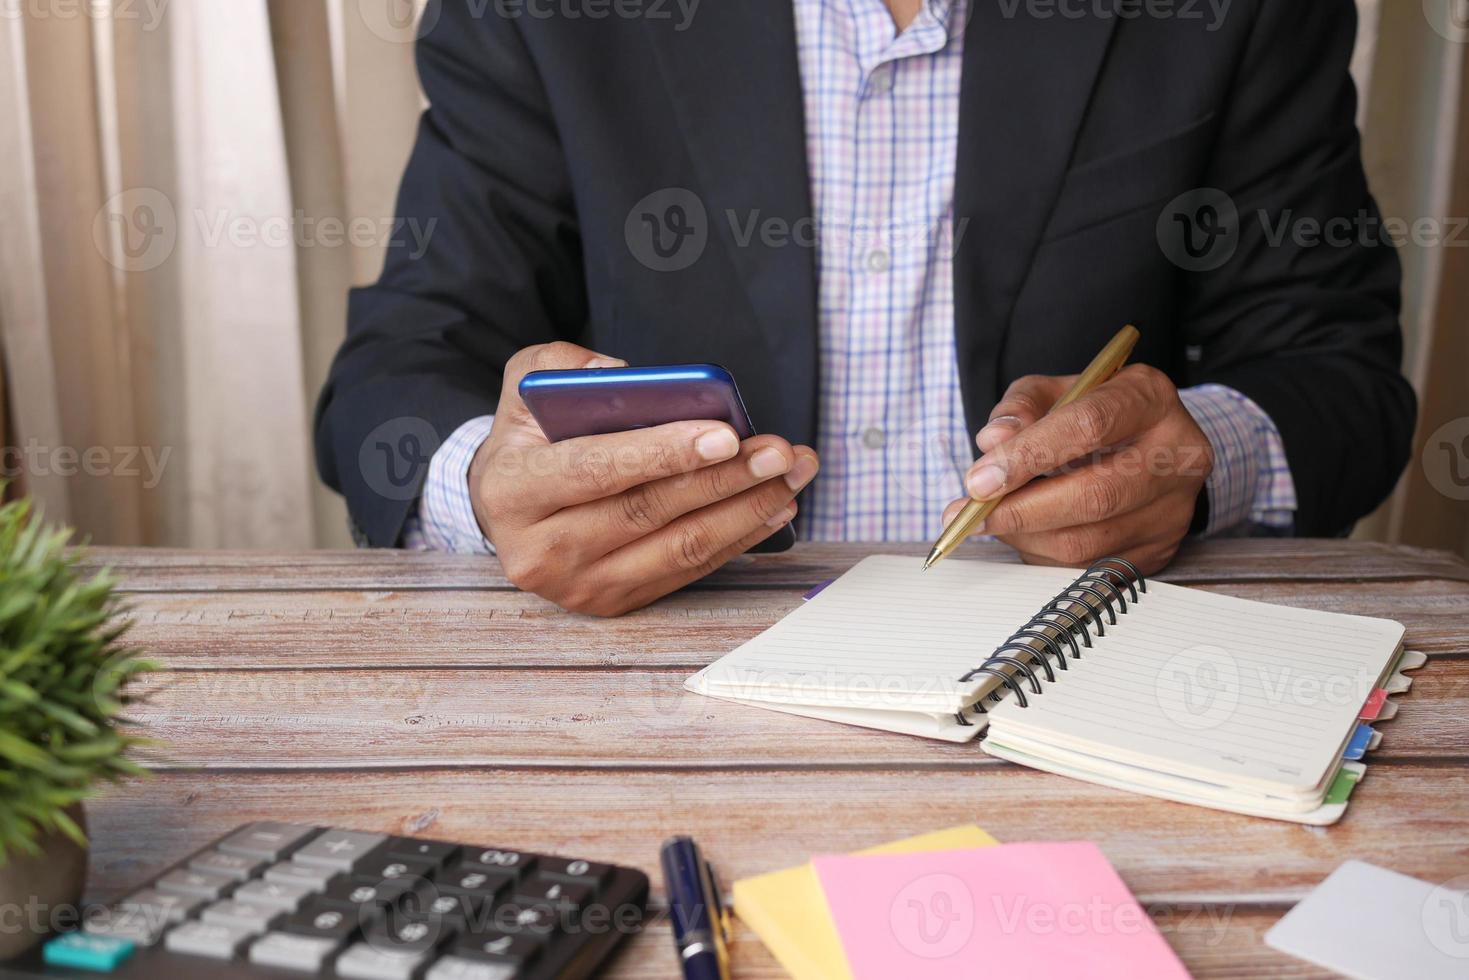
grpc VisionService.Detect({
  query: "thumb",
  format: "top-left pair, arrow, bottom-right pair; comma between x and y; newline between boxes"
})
497,341 -> 627,439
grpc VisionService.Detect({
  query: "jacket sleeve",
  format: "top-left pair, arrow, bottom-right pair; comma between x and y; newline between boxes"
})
313,0 -> 582,547
1178,0 -> 1416,536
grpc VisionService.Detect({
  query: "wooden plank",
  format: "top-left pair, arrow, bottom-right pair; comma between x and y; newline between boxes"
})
76,539 -> 1469,592
82,767 -> 1469,909
112,578 -> 1469,670
123,658 -> 1467,768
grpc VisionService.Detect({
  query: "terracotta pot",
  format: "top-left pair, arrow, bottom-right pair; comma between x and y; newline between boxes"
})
0,805 -> 88,960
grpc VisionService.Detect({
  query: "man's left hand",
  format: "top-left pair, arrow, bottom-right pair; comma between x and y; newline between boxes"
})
943,364 -> 1214,575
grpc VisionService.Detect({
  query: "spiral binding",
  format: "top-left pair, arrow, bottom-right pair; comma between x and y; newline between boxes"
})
952,558 -> 1146,725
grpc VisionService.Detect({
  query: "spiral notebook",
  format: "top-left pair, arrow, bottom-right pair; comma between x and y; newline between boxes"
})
687,556 -> 1412,824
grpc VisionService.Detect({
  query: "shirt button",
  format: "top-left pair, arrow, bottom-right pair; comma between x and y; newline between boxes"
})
866,67 -> 894,95
861,427 -> 887,450
865,248 -> 891,273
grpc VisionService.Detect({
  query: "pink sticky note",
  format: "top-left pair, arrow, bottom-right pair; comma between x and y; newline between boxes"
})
812,842 -> 1189,980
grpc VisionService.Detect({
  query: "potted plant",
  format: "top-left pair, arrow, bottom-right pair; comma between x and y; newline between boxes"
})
0,497 -> 155,959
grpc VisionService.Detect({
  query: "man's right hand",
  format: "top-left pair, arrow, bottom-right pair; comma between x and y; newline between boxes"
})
470,342 -> 819,617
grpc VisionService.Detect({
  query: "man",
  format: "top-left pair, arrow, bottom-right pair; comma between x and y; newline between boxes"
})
316,0 -> 1414,616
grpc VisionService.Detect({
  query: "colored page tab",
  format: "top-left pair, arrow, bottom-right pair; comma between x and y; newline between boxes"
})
1359,688 -> 1388,720
1325,766 -> 1363,805
1343,723 -> 1376,761
732,825 -> 997,980
813,842 -> 1189,980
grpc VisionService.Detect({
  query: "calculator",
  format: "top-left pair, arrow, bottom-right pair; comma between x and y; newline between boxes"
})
13,822 -> 649,980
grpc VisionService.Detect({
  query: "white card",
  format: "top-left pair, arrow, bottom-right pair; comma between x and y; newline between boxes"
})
1266,860 -> 1469,980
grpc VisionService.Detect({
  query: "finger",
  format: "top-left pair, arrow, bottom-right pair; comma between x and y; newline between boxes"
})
553,436 -> 814,558
609,510 -> 800,615
980,453 -> 1162,537
497,420 -> 743,518
997,488 -> 1194,569
594,451 -> 818,585
976,374 -> 1074,453
965,365 -> 1174,502
496,341 -> 627,439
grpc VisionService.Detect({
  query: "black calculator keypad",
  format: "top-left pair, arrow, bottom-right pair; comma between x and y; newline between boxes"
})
20,823 -> 649,980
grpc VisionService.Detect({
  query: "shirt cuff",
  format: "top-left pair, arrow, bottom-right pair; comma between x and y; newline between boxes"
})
403,415 -> 497,554
1179,384 -> 1297,536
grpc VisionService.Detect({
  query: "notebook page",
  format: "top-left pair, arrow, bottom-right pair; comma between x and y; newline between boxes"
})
692,556 -> 1079,713
988,579 -> 1405,795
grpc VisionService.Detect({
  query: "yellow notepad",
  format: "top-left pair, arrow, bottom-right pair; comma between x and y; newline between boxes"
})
732,825 -> 998,980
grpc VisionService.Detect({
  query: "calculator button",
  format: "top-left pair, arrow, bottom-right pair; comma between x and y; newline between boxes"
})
439,868 -> 508,902
248,930 -> 343,972
461,848 -> 535,878
234,878 -> 314,913
334,942 -> 429,980
514,878 -> 593,910
353,855 -> 437,884
265,860 -> 335,890
536,856 -> 611,884
279,899 -> 361,942
118,888 -> 203,924
362,913 -> 454,955
218,821 -> 319,861
43,934 -> 137,972
189,849 -> 264,881
477,903 -> 558,941
165,920 -> 255,959
322,874 -> 416,910
292,830 -> 387,871
409,890 -> 481,926
427,956 -> 520,980
385,837 -> 461,868
453,930 -> 542,966
82,906 -> 167,946
156,867 -> 235,901
200,898 -> 278,935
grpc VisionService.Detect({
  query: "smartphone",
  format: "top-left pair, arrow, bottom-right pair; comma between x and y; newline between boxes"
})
519,363 -> 797,553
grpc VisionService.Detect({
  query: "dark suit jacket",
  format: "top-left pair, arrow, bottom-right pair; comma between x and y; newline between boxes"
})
316,0 -> 1415,548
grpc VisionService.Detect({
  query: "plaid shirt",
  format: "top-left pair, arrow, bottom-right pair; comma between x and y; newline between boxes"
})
404,0 -> 1296,552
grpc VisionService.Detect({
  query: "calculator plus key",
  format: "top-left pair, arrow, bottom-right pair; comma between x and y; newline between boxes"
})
291,829 -> 387,871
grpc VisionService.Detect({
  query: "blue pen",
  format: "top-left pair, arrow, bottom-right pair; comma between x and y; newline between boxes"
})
660,836 -> 731,980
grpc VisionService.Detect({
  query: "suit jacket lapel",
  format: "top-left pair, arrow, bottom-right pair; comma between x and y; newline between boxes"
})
952,3 -> 1118,433
644,2 -> 819,446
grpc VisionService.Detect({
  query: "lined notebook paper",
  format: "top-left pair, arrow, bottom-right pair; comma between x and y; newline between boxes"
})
688,555 -> 1409,822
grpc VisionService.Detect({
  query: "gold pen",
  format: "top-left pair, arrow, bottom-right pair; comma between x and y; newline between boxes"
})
923,325 -> 1142,571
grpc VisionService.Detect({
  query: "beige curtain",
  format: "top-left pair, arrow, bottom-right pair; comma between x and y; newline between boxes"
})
0,0 -> 1464,555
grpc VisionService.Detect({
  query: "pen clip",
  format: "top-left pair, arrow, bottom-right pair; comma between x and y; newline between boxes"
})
700,858 -> 732,974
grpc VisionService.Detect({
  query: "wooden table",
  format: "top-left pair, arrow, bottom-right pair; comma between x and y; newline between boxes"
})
76,540 -> 1469,978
